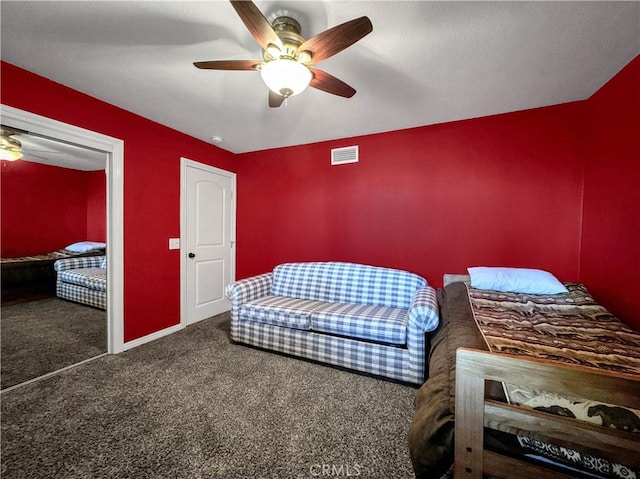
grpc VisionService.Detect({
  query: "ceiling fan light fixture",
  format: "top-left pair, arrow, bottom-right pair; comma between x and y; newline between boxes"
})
265,43 -> 282,61
0,135 -> 23,161
297,50 -> 312,65
260,59 -> 312,98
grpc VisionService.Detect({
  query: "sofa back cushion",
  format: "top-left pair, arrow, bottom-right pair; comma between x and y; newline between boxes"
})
271,262 -> 427,309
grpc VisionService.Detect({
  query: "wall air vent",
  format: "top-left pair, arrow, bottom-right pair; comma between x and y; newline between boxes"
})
331,145 -> 358,165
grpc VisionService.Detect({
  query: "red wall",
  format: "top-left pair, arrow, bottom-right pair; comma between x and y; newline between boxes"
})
1,161 -> 89,257
579,56 -> 640,330
236,104 -> 585,288
3,55 -> 637,340
1,61 -> 236,342
87,170 -> 106,242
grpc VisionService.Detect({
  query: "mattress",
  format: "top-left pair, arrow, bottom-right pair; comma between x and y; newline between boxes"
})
409,281 -> 492,479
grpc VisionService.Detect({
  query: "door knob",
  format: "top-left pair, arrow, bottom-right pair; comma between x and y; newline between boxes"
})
188,252 -> 196,259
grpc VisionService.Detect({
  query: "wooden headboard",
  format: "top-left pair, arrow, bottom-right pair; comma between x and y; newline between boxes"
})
454,348 -> 640,479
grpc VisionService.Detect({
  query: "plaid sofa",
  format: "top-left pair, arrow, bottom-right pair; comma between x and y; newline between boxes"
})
54,255 -> 106,310
226,262 -> 439,384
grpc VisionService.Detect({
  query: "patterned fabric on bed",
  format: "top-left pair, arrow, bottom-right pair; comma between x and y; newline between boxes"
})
466,282 -> 640,377
517,434 -> 637,479
517,392 -> 640,479
467,282 -> 640,478
466,282 -> 640,404
520,392 -> 640,432
1,248 -> 104,263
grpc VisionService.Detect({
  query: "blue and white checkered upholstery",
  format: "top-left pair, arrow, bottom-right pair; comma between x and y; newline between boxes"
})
240,296 -> 325,330
311,303 -> 408,344
54,256 -> 107,310
58,268 -> 107,292
272,262 -> 426,308
408,286 -> 440,332
226,272 -> 273,322
232,320 -> 416,383
226,262 -> 439,384
54,255 -> 105,272
406,286 -> 438,381
56,282 -> 106,310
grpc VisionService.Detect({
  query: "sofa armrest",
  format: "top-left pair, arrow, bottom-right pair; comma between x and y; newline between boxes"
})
225,272 -> 273,306
407,286 -> 439,332
54,255 -> 106,272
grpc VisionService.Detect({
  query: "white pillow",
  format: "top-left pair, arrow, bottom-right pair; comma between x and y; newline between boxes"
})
65,241 -> 106,253
467,267 -> 569,295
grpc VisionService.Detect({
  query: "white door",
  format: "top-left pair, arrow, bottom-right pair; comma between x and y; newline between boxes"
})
182,159 -> 235,325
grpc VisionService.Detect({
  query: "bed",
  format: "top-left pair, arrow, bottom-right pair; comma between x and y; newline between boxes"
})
1,242 -> 105,294
409,272 -> 640,479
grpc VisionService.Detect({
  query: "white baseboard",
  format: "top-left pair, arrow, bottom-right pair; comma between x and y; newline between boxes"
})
122,323 -> 185,351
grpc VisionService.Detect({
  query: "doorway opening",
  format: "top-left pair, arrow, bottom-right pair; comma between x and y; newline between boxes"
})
1,104 -> 124,391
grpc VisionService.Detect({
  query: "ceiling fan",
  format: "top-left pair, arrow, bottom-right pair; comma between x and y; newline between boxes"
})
194,0 -> 373,107
0,128 -> 23,161
0,127 -> 62,162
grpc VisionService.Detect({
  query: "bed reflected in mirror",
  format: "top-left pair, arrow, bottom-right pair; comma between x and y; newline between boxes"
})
0,131 -> 108,391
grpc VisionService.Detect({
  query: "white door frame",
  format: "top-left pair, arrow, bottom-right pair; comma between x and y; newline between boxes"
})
1,104 -> 125,354
180,157 -> 236,328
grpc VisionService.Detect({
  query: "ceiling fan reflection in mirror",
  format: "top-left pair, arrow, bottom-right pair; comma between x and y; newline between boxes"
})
0,127 -> 62,162
194,0 -> 373,107
0,128 -> 24,161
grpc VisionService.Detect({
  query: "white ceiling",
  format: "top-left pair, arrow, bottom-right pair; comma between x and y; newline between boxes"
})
1,1 -> 638,155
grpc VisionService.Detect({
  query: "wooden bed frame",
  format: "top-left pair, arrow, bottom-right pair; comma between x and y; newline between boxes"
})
1,249 -> 104,295
454,348 -> 640,479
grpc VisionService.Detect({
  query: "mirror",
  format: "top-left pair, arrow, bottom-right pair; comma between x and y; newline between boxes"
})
1,130 -> 108,390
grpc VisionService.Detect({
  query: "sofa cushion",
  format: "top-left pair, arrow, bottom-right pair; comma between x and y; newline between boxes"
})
240,296 -> 328,330
59,268 -> 107,292
57,282 -> 107,310
272,262 -> 426,309
311,303 -> 408,345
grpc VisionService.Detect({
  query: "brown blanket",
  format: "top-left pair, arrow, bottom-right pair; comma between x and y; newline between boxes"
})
409,282 -> 491,479
1,248 -> 104,263
467,282 -> 640,377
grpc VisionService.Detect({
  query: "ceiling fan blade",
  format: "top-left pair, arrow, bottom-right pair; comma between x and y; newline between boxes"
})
230,0 -> 283,51
194,60 -> 262,71
309,68 -> 356,98
268,90 -> 285,108
23,152 -> 51,161
25,149 -> 62,154
1,126 -> 27,136
298,16 -> 372,64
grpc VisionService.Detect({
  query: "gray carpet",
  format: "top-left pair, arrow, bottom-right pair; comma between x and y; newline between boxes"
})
1,297 -> 107,389
1,313 -> 418,478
